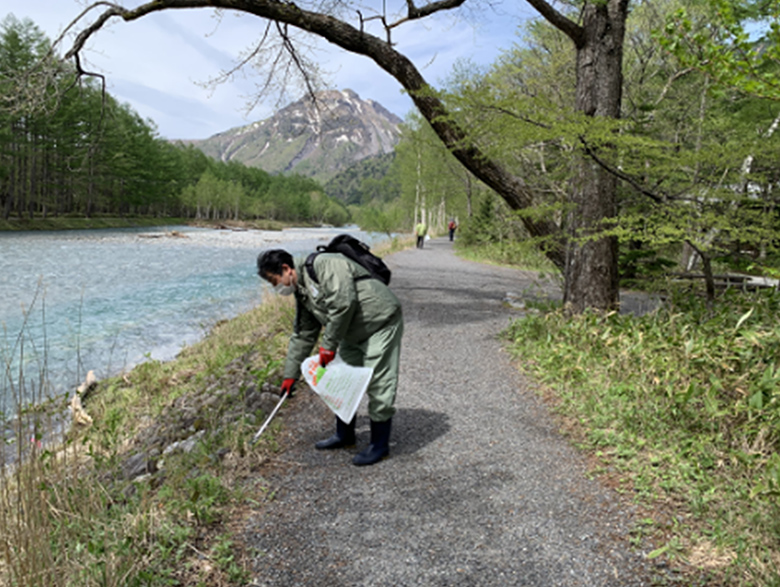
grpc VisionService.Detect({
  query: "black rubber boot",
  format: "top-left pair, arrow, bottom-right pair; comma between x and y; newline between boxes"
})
315,416 -> 356,450
352,418 -> 392,466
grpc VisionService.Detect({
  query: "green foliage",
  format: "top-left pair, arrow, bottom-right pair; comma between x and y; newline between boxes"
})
658,0 -> 780,101
251,358 -> 282,388
180,169 -> 247,221
324,152 -> 399,205
503,288 -> 780,584
453,193 -> 558,272
458,193 -> 503,246
351,201 -> 407,236
0,14 -> 348,227
455,237 -> 556,273
159,473 -> 230,526
434,29 -> 576,226
618,243 -> 676,287
210,534 -> 250,584
391,111 -> 481,235
402,2 -> 780,299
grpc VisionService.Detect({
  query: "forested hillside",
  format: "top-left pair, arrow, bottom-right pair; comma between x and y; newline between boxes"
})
323,152 -> 398,205
0,15 -> 349,227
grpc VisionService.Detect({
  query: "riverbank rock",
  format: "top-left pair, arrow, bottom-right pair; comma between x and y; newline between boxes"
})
115,353 -> 286,486
77,370 -> 98,396
69,393 -> 93,427
69,370 -> 98,428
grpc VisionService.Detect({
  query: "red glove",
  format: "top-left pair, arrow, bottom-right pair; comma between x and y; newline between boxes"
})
319,347 -> 336,368
280,378 -> 296,397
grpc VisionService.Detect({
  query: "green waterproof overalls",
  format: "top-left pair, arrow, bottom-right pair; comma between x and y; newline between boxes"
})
282,253 -> 403,422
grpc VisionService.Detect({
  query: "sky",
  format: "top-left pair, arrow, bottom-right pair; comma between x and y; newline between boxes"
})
3,1 -> 537,140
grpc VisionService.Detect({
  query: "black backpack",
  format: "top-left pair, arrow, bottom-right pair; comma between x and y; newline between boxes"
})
304,234 -> 391,286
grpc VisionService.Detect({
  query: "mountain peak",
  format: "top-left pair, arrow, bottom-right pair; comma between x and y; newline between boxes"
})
190,89 -> 402,183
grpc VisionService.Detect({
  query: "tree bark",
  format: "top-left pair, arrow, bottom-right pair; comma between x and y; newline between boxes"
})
562,0 -> 627,312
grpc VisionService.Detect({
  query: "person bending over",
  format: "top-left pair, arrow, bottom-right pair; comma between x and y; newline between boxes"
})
257,248 -> 403,466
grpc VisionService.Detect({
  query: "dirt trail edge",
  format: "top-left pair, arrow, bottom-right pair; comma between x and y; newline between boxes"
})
243,237 -> 653,586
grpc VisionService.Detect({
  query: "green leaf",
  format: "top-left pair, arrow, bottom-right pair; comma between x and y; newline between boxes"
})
735,308 -> 754,331
749,391 -> 764,410
647,544 -> 670,559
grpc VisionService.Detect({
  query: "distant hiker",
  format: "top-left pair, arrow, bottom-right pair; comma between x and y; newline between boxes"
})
257,248 -> 404,467
448,219 -> 457,241
415,221 -> 427,249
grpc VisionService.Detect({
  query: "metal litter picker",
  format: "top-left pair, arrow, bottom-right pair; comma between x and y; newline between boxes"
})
250,354 -> 372,445
250,391 -> 288,445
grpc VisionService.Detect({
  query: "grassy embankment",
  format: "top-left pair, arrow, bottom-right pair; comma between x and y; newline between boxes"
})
458,240 -> 780,587
0,236 -> 412,587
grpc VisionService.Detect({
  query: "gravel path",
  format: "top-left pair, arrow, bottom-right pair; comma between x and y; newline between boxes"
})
243,237 -> 653,586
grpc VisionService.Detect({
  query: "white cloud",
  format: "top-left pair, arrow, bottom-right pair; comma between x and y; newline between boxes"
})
4,0 -> 534,139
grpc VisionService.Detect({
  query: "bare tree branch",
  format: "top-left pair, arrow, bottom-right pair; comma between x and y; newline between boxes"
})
577,136 -> 706,205
275,21 -> 319,102
205,20 -> 273,88
405,0 -> 468,19
386,0 -> 467,29
523,0 -> 584,47
654,67 -> 696,106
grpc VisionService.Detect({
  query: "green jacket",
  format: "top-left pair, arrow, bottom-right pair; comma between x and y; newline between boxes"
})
283,253 -> 401,379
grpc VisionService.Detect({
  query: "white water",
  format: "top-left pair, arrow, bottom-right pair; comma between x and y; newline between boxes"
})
0,225 -> 388,410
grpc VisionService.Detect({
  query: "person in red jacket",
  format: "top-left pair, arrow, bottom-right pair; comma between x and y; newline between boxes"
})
448,219 -> 458,241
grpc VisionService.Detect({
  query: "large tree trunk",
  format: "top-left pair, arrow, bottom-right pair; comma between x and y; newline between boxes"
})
563,0 -> 627,313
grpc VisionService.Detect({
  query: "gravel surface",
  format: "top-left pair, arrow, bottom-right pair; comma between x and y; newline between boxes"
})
243,237 -> 654,586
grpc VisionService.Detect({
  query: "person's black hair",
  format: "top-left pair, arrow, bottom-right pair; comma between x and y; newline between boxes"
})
257,249 -> 295,282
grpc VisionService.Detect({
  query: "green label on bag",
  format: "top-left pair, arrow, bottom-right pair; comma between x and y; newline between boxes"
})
314,366 -> 326,384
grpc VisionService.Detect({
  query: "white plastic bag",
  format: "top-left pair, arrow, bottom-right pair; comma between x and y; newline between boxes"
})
301,354 -> 373,423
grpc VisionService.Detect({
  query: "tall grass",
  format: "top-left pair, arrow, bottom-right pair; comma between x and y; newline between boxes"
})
1,294 -> 295,587
503,288 -> 780,585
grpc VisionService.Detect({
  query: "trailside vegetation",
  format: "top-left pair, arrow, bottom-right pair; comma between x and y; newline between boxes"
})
1,295 -> 296,587
0,15 -> 349,227
502,289 -> 780,586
